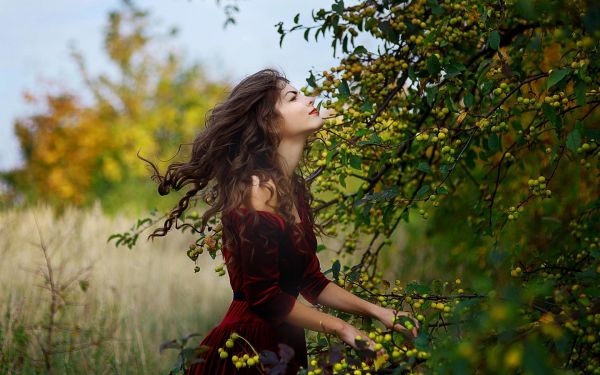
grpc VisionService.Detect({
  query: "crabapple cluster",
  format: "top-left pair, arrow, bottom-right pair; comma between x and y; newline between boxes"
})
527,175 -> 551,198
492,82 -> 511,98
216,332 -> 261,370
214,263 -> 226,276
506,205 -> 524,221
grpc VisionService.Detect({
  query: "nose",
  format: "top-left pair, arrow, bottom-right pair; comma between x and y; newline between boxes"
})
307,96 -> 315,107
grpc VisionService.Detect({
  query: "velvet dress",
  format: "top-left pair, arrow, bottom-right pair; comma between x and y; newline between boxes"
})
187,187 -> 333,375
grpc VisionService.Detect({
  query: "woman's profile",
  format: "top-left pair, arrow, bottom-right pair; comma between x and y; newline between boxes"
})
140,68 -> 419,374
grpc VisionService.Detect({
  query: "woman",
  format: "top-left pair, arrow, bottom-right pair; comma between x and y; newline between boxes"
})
141,68 -> 419,374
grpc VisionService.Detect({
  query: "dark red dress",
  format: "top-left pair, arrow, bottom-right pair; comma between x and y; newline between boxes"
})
187,188 -> 332,375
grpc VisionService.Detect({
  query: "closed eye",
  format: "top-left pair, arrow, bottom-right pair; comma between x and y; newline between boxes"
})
290,95 -> 297,101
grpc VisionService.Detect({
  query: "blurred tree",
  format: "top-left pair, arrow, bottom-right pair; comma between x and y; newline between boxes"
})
5,0 -> 229,214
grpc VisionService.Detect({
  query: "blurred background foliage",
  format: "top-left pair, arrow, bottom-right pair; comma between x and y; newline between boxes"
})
1,1 -> 229,216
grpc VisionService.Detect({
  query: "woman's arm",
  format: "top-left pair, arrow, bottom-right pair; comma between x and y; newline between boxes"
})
313,281 -> 381,318
283,300 -> 385,356
284,299 -> 345,334
313,282 -> 420,338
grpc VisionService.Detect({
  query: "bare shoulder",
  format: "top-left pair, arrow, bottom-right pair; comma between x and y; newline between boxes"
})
247,175 -> 279,213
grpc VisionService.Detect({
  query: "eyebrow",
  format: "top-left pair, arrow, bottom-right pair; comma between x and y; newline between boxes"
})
284,90 -> 298,97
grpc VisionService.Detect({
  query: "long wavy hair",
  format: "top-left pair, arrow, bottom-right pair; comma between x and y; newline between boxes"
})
138,68 -> 326,269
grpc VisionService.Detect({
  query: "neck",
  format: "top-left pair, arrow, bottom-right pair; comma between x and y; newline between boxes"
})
277,135 -> 306,180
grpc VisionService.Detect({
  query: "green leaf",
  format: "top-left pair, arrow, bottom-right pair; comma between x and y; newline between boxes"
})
332,0 -> 344,15
406,281 -> 431,294
464,92 -> 474,108
303,28 -> 310,42
293,13 -> 300,24
541,103 -> 561,131
326,149 -> 336,165
444,62 -> 465,77
415,185 -> 430,198
432,4 -> 444,15
488,30 -> 500,50
439,164 -> 449,177
332,259 -> 341,278
353,45 -> 368,55
338,79 -> 350,99
279,33 -> 285,48
400,209 -> 409,223
357,133 -> 382,146
331,0 -> 344,16
316,244 -> 326,253
547,68 -> 571,89
417,162 -> 432,174
79,280 -> 89,292
487,133 -> 499,152
524,340 -> 553,375
378,20 -> 399,42
426,55 -> 441,76
575,79 -> 587,105
107,233 -> 121,244
349,154 -> 362,170
306,72 -> 316,88
436,186 -> 449,195
445,96 -> 458,112
359,100 -> 373,112
566,129 -> 581,154
362,187 -> 400,203
425,85 -> 438,106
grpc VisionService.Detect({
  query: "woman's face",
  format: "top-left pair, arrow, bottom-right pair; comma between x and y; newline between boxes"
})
275,83 -> 323,138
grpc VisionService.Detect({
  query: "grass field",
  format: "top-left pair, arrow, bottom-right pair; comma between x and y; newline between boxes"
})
0,202 -> 242,374
0,202 -> 360,374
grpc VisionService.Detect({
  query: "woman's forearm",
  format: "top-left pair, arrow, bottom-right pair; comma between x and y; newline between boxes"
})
283,299 -> 346,336
314,282 -> 380,318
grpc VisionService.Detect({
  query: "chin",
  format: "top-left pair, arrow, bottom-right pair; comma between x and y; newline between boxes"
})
311,121 -> 324,133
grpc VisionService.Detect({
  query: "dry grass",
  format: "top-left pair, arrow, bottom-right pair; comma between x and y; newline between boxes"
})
0,202 -> 232,374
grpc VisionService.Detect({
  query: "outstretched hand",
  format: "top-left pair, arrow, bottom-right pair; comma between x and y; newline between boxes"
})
337,323 -> 387,358
374,306 -> 420,340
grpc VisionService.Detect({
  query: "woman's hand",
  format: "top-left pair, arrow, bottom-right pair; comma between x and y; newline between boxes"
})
336,322 -> 387,359
373,306 -> 420,340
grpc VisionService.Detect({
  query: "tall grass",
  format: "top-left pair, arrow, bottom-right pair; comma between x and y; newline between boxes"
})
0,202 -> 233,374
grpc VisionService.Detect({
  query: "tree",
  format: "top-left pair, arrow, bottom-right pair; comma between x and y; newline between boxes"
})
114,0 -> 599,373
4,0 -> 229,214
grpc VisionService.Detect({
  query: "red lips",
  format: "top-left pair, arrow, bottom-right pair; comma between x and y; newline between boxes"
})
309,108 -> 318,115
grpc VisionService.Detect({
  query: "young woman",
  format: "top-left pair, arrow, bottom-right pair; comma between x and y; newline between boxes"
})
141,68 -> 419,374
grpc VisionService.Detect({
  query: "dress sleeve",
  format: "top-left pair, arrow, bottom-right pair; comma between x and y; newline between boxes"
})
300,248 -> 333,305
235,210 -> 297,326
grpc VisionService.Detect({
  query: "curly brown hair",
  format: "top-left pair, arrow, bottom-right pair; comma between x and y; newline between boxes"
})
137,68 -> 326,268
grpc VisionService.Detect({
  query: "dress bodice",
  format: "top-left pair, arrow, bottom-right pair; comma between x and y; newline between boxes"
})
220,187 -> 331,324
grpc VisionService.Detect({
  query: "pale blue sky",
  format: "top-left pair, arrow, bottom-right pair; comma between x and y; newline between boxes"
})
0,0 -> 375,171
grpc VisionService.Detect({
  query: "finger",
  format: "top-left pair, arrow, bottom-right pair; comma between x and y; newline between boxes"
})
413,317 -> 420,330
370,340 -> 377,351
